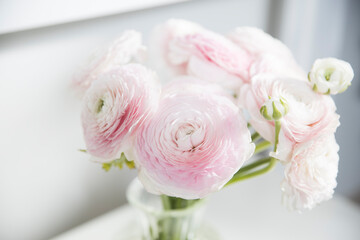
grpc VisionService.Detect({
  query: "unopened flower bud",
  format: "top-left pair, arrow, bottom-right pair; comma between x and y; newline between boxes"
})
260,97 -> 289,121
308,58 -> 354,95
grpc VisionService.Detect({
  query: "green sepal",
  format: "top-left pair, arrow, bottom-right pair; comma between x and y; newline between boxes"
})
272,101 -> 283,120
79,149 -> 87,153
312,84 -> 318,92
125,160 -> 136,169
102,162 -> 113,172
260,105 -> 272,120
313,84 -> 332,95
101,152 -> 135,171
279,98 -> 289,114
113,155 -> 125,170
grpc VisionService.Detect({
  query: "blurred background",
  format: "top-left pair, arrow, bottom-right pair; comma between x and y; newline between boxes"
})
0,0 -> 359,239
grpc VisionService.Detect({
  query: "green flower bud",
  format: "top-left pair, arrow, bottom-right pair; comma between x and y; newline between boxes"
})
260,97 -> 289,121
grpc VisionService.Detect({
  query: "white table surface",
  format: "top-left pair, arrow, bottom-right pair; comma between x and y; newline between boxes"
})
51,172 -> 360,240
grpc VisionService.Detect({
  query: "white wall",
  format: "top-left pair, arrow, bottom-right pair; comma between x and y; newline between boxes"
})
0,1 -> 270,239
0,0 -> 189,34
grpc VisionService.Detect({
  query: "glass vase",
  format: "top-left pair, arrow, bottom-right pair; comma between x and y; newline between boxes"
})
126,178 -> 219,240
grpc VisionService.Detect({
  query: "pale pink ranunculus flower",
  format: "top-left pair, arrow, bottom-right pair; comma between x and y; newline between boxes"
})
134,81 -> 255,199
281,134 -> 339,211
73,30 -> 146,94
81,64 -> 160,162
162,75 -> 234,100
239,74 -> 339,162
227,27 -> 294,60
149,19 -> 252,91
148,19 -> 203,80
228,27 -> 307,81
249,54 -> 307,81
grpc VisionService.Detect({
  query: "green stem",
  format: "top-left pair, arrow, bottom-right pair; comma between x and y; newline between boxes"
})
226,158 -> 277,186
225,120 -> 282,187
235,157 -> 272,175
161,195 -> 171,210
274,120 -> 281,152
251,132 -> 261,142
254,140 -> 272,154
175,198 -> 183,209
226,157 -> 271,184
159,196 -> 201,240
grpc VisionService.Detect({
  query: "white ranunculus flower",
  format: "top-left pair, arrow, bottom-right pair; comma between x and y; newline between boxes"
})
281,134 -> 339,211
308,58 -> 354,94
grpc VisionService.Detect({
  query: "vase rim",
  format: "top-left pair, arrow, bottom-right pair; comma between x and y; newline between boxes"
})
126,177 -> 206,217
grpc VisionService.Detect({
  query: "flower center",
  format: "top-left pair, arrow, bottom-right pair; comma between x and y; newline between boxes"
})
324,68 -> 335,81
96,98 -> 105,113
174,123 -> 204,152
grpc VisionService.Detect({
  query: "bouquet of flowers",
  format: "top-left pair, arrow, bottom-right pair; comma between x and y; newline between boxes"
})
74,19 -> 354,239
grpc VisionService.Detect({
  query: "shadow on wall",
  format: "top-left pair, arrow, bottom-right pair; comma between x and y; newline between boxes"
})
335,0 -> 360,204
